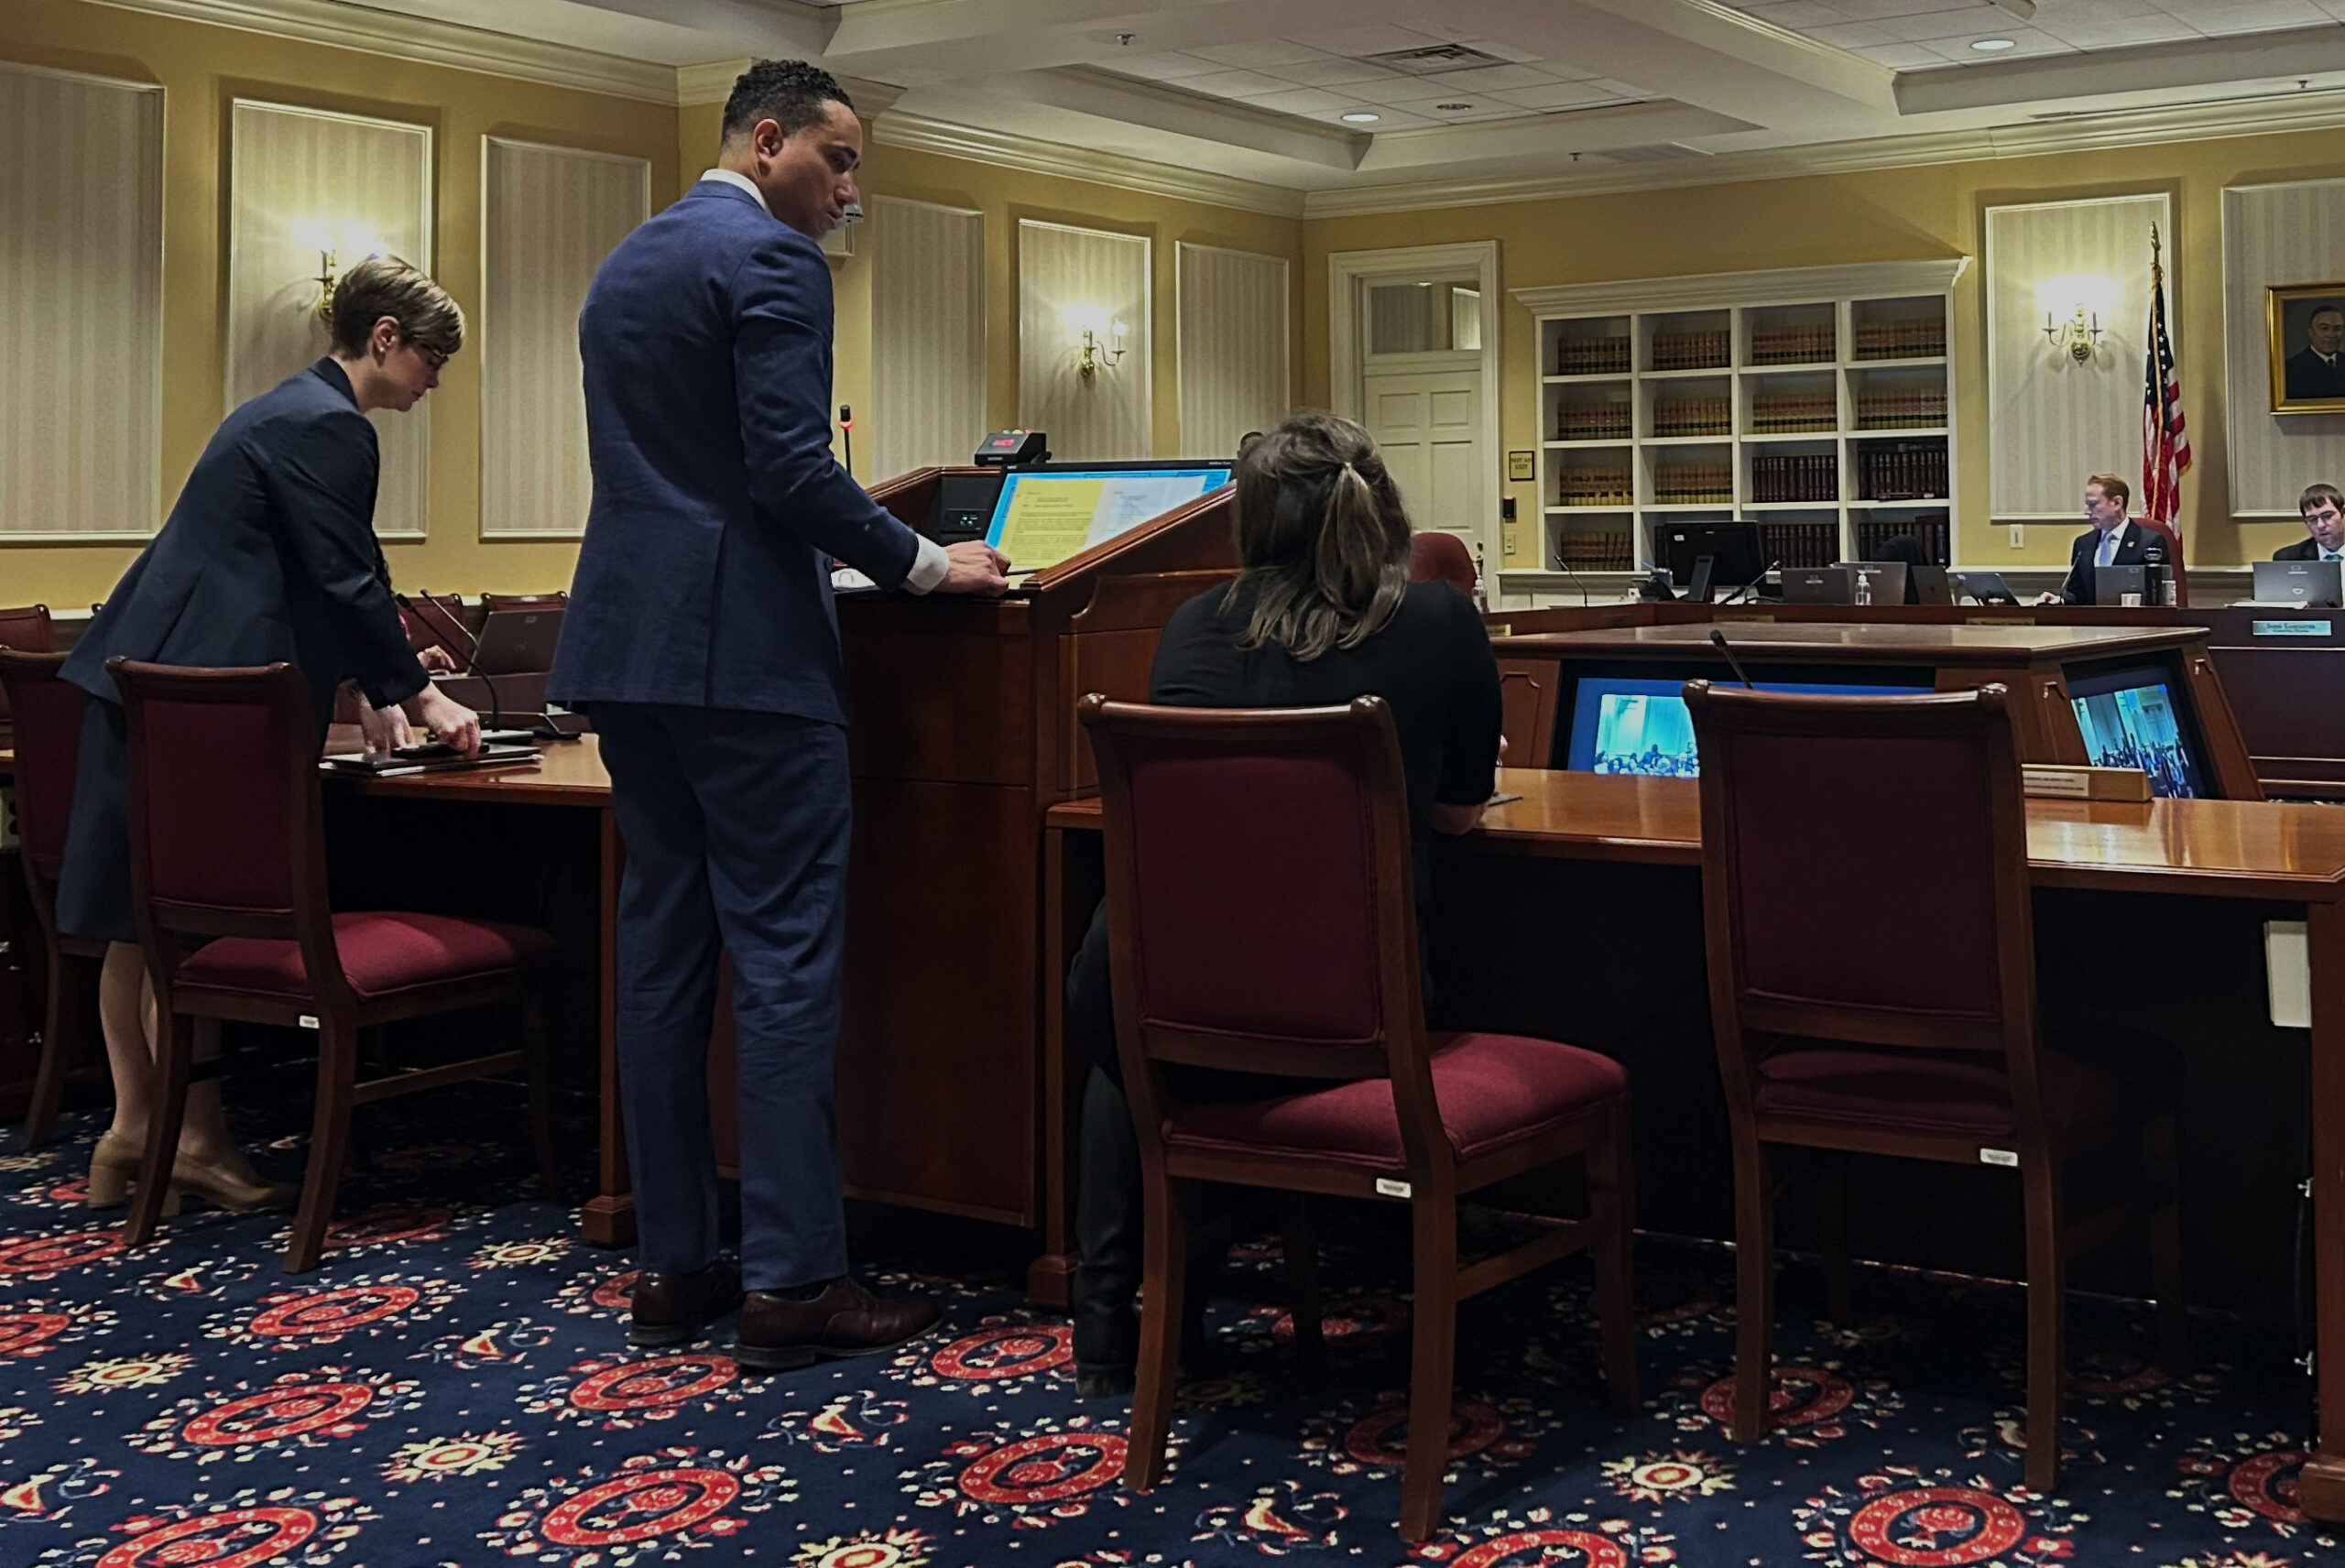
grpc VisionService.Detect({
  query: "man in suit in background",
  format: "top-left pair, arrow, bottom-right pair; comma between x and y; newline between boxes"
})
550,60 -> 1010,1370
2275,483 -> 2345,561
2286,306 -> 2345,401
2038,473 -> 2159,605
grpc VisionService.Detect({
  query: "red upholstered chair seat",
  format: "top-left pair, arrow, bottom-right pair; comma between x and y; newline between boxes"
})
1162,1031 -> 1628,1171
173,912 -> 556,1006
1753,1025 -> 2179,1140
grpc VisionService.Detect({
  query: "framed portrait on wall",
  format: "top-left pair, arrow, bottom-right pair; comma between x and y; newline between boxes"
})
2268,284 -> 2345,413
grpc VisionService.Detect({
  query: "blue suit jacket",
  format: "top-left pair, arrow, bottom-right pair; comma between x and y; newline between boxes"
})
61,359 -> 427,728
551,180 -> 924,724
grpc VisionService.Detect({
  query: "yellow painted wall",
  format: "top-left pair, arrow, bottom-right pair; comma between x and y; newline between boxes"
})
0,0 -> 682,609
677,101 -> 1307,479
1304,129 -> 2345,571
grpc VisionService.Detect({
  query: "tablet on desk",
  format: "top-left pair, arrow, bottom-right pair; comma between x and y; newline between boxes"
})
320,742 -> 542,778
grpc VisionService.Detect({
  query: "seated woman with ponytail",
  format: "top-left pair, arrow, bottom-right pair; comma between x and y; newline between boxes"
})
1066,411 -> 1504,1394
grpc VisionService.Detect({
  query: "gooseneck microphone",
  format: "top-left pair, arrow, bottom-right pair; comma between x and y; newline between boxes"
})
838,404 -> 854,477
396,591 -> 504,730
1708,626 -> 1756,689
1717,560 -> 1781,606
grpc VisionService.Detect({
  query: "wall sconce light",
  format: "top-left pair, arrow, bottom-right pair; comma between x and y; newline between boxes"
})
2044,304 -> 2103,362
1077,319 -> 1128,379
294,221 -> 385,325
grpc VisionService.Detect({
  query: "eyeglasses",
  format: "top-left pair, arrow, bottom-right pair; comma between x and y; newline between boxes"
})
410,343 -> 449,374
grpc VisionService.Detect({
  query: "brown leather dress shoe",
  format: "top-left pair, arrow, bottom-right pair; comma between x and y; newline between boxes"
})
629,1260 -> 743,1348
734,1278 -> 942,1372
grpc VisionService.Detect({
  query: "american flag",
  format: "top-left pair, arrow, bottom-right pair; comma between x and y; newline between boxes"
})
2141,240 -> 2190,550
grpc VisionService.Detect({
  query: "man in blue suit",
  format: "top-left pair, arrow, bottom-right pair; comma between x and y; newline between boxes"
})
551,59 -> 1009,1370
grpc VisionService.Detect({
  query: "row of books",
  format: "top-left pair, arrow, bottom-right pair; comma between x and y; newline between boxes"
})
1751,453 -> 1838,503
1756,522 -> 1842,569
1556,404 -> 1632,441
1853,388 -> 1946,428
1750,393 -> 1838,432
1855,441 -> 1948,500
1652,397 -> 1731,437
1748,324 -> 1836,365
1652,463 -> 1734,505
1854,514 -> 1951,564
1652,330 -> 1731,371
1556,336 -> 1632,376
1558,468 -> 1633,506
1852,320 -> 1946,360
1554,529 -> 1634,571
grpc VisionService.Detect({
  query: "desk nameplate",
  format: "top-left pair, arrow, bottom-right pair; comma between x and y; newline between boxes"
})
2252,619 -> 2334,637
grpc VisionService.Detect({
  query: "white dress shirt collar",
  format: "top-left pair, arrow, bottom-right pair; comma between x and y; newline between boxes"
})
698,167 -> 773,220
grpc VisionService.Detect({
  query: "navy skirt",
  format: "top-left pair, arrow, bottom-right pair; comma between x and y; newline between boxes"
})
52,697 -> 136,946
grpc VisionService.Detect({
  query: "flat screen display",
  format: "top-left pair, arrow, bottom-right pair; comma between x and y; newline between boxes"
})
1564,675 -> 1932,775
984,467 -> 1230,573
2067,663 -> 2205,799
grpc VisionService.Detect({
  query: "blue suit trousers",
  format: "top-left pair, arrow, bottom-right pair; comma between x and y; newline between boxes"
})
592,702 -> 852,1292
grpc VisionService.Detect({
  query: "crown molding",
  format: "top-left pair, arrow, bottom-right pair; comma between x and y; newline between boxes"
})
86,0 -> 677,102
676,58 -> 905,122
1514,257 -> 1969,318
870,110 -> 1306,219
1304,89 -> 2345,217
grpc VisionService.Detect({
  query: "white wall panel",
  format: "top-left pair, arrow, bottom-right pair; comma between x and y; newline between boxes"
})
871,197 -> 985,479
2223,179 -> 2345,517
1177,242 -> 1288,458
481,138 -> 647,538
1985,193 -> 2170,518
1019,221 -> 1151,461
0,63 -> 162,539
229,101 -> 431,537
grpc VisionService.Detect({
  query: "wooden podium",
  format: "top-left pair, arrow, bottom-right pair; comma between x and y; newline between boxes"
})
705,467 -> 1238,1297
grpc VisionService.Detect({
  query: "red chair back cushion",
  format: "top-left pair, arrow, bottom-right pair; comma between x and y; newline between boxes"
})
1121,738 -> 1385,1048
0,607 -> 55,725
3,665 -> 85,877
1716,726 -> 2003,1024
1409,532 -> 1478,597
136,693 -> 300,918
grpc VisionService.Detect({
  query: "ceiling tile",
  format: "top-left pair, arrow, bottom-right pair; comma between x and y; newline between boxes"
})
1805,21 -> 1900,47
1386,95 -> 1542,123
1446,37 -> 1545,63
1408,63 -> 1563,92
1260,56 -> 1410,88
1919,27 -> 2077,62
1742,3 -> 1856,28
1183,38 -> 1332,68
1173,68 -> 1294,98
1244,86 -> 1361,114
2037,16 -> 2198,48
1481,80 -> 1631,109
1850,40 -> 1961,67
1097,52 -> 1223,82
1283,23 -> 1454,57
1870,5 -> 2041,44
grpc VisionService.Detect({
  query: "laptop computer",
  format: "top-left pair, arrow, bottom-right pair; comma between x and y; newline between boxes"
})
1952,571 -> 2022,605
1782,566 -> 1851,604
2253,559 -> 2345,608
1909,564 -> 1954,605
2093,564 -> 2147,606
472,608 -> 563,675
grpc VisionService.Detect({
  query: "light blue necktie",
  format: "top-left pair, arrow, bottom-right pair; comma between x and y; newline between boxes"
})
2096,530 -> 2119,569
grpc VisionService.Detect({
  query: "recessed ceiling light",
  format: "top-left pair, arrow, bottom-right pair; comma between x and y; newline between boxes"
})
1971,37 -> 2016,50
1340,111 -> 1380,123
1436,102 -> 1473,111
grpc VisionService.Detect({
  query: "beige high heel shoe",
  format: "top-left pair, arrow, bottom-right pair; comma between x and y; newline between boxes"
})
86,1132 -> 180,1216
168,1152 -> 299,1214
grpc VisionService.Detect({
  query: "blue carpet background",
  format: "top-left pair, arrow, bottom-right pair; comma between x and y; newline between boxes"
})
0,1085 -> 2328,1568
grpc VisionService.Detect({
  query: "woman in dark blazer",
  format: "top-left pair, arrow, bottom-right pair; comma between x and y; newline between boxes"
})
1067,413 -> 1506,1392
55,256 -> 482,1214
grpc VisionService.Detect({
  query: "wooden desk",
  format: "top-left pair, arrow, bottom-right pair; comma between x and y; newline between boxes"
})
1041,768 -> 2345,1523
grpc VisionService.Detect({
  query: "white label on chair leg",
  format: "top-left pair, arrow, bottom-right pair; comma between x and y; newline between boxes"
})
1979,1148 -> 2019,1167
298,1015 -> 319,1030
1374,1178 -> 1412,1198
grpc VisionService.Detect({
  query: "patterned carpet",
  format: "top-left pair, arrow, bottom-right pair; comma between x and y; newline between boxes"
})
0,1085 -> 2329,1568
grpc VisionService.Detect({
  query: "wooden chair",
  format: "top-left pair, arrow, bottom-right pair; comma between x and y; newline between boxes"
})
481,592 -> 568,614
0,604 -> 56,728
1684,680 -> 2186,1494
1080,693 -> 1637,1542
1407,532 -> 1478,598
108,659 -> 562,1271
0,651 -> 102,1149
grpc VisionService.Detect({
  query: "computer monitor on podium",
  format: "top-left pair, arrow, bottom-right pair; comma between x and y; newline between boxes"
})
1655,520 -> 1765,595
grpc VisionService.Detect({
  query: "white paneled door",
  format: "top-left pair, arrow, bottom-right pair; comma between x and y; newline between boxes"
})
1363,364 -> 1484,557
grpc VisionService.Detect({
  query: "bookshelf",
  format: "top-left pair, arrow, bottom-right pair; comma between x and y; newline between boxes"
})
1514,259 -> 1969,583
